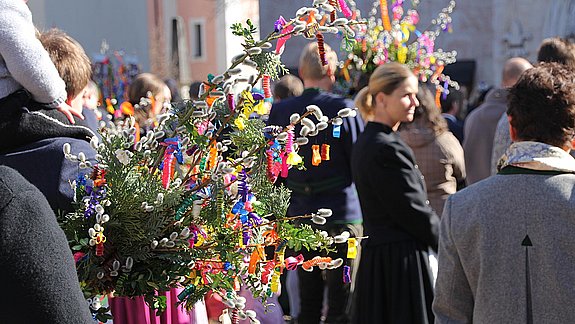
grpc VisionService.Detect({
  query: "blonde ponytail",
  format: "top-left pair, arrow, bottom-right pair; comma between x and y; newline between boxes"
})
355,86 -> 375,122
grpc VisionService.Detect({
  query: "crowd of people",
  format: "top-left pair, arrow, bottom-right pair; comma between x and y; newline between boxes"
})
4,0 -> 575,323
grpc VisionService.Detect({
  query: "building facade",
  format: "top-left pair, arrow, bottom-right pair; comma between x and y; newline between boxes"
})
28,0 -> 259,88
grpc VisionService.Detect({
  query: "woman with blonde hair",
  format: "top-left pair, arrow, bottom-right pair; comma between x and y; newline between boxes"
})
351,62 -> 439,323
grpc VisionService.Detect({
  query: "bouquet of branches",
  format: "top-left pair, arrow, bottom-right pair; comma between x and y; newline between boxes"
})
60,1 -> 364,322
338,0 -> 458,101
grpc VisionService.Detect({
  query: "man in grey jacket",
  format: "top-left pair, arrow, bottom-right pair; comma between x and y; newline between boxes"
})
462,57 -> 532,185
434,62 -> 575,323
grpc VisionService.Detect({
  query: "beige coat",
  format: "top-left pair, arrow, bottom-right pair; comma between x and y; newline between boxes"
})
400,124 -> 466,216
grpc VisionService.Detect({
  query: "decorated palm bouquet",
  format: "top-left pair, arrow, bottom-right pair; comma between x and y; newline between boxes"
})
60,0 -> 365,322
340,0 -> 458,99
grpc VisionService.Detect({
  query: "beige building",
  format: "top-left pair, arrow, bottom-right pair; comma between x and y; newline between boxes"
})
28,0 -> 259,88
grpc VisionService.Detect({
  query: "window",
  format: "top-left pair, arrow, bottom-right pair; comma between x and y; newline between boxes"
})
189,19 -> 206,60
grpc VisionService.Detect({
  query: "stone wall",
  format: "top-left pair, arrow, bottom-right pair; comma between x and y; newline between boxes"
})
259,0 -> 572,91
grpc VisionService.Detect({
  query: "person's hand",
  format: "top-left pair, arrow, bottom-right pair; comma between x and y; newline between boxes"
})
57,102 -> 84,124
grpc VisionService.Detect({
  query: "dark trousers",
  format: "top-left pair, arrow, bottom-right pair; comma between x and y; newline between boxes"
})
296,222 -> 362,324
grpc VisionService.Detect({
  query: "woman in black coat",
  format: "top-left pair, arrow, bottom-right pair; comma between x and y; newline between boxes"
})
351,62 -> 439,324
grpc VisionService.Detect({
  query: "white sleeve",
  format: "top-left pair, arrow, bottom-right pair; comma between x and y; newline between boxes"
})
0,0 -> 66,107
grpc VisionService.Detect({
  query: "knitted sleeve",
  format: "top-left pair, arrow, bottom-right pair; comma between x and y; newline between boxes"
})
0,0 -> 67,107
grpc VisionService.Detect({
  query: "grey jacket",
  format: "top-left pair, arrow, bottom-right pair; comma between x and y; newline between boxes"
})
434,172 -> 575,323
463,88 -> 508,185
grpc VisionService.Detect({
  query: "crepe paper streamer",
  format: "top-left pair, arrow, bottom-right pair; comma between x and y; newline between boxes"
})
95,243 -> 104,256
201,265 -> 213,284
238,232 -> 245,248
254,101 -> 268,115
392,1 -> 403,21
234,277 -> 241,291
275,24 -> 294,55
266,149 -> 278,182
120,101 -> 134,116
242,225 -> 251,245
442,79 -> 449,100
234,114 -> 246,130
177,285 -> 196,301
161,151 -> 177,189
343,265 -> 351,283
303,12 -> 319,38
270,265 -> 282,293
333,124 -> 341,138
316,33 -> 327,66
338,0 -> 352,18
312,144 -> 322,166
261,261 -> 275,284
380,0 -> 392,31
285,254 -> 305,270
431,65 -> 445,82
280,152 -> 289,177
275,250 -> 285,269
160,138 -> 184,189
329,0 -> 337,22
285,129 -> 295,153
263,228 -> 279,244
397,45 -> 408,64
104,98 -> 115,114
302,256 -> 332,271
247,212 -> 262,227
207,144 -> 218,170
244,200 -> 254,216
263,75 -> 272,99
321,144 -> 330,161
342,59 -> 352,82
194,234 -> 205,247
274,16 -> 287,33
241,91 -> 256,116
435,87 -> 442,110
227,93 -> 235,113
275,238 -> 288,253
287,152 -> 303,165
347,238 -> 358,259
248,245 -> 264,274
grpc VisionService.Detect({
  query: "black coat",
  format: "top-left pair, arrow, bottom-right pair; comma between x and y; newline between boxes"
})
351,122 -> 439,323
351,122 -> 438,250
0,166 -> 93,323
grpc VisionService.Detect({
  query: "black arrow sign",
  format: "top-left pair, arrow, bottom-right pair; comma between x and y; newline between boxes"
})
522,234 -> 533,324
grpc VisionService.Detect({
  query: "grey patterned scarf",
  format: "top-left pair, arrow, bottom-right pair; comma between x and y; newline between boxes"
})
497,141 -> 575,173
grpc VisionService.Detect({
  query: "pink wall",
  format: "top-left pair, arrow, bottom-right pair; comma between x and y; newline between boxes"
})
176,0 -> 218,83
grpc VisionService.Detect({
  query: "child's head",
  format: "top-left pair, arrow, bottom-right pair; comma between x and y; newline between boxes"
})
128,73 -> 169,126
82,80 -> 100,110
38,28 -> 92,105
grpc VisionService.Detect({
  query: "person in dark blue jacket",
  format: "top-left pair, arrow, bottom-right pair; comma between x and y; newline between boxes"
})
267,41 -> 364,324
0,28 -> 96,213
